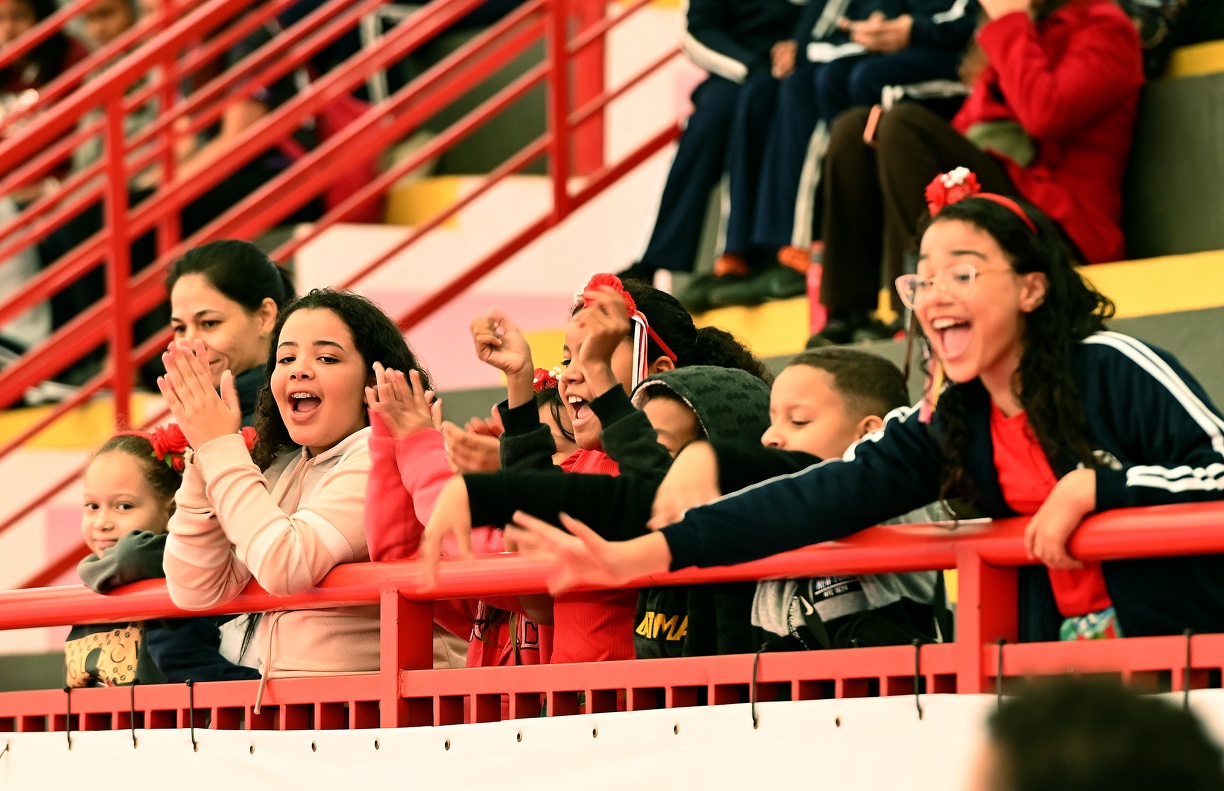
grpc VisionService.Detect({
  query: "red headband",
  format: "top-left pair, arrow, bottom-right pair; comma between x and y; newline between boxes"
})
924,167 -> 1037,234
574,274 -> 679,385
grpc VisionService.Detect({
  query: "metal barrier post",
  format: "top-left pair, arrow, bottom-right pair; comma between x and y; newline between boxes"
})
545,0 -> 571,216
570,0 -> 605,175
379,587 -> 435,728
955,547 -> 1018,694
102,97 -> 134,428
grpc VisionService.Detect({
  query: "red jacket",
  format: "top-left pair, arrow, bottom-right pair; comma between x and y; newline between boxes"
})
952,0 -> 1144,263
363,414 -> 553,667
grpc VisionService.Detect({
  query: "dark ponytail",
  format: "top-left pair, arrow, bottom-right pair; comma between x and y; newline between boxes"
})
692,326 -> 773,384
166,240 -> 295,313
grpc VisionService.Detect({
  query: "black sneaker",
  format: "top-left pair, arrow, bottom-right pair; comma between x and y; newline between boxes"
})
805,311 -> 873,347
679,273 -> 740,313
706,264 -> 806,309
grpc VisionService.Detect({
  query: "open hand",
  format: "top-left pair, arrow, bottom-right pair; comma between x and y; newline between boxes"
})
508,511 -> 656,593
420,476 -> 475,586
157,340 -> 242,450
647,441 -> 722,530
441,421 -> 502,473
366,363 -> 435,440
1024,468 -> 1096,571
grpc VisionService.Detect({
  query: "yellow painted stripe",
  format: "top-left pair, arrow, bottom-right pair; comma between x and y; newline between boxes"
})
1166,40 -> 1224,79
0,394 -> 166,450
1081,249 -> 1224,317
384,176 -> 464,228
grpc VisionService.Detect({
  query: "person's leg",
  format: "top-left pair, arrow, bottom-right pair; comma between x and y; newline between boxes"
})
722,74 -> 779,260
750,63 -> 822,252
819,106 -> 883,321
875,102 -> 1016,310
816,53 -> 872,124
637,76 -> 741,274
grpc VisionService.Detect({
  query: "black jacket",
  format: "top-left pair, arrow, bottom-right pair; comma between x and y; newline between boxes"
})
662,333 -> 1224,641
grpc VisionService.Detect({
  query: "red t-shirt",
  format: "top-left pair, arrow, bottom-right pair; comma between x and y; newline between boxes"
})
550,449 -> 637,664
990,405 -> 1112,617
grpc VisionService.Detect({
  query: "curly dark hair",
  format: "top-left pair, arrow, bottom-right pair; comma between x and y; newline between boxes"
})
914,197 -> 1115,502
250,289 -> 433,470
94,432 -> 183,505
571,278 -> 773,384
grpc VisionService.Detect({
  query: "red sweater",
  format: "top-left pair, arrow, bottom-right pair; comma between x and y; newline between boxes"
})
363,413 -> 551,666
952,0 -> 1143,264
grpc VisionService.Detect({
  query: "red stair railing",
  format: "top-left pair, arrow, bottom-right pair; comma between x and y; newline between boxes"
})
0,0 -> 686,590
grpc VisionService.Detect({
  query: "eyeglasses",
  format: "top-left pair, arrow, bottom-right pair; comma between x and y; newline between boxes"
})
895,264 -> 1014,310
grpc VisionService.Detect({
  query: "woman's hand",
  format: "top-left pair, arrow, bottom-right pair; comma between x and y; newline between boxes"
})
1025,468 -> 1096,571
978,0 -> 1031,20
441,421 -> 502,473
157,340 -> 242,450
647,441 -> 722,530
508,511 -> 674,593
420,476 -> 474,585
366,362 -> 436,440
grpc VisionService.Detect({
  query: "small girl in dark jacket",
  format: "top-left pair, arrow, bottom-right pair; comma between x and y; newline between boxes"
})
511,169 -> 1224,644
66,428 -> 260,687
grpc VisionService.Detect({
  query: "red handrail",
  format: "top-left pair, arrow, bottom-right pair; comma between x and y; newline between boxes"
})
6,503 -> 1224,630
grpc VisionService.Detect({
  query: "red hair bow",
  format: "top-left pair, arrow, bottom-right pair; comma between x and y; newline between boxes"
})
575,273 -> 637,316
924,167 -> 981,216
151,424 -> 189,471
532,367 -> 560,393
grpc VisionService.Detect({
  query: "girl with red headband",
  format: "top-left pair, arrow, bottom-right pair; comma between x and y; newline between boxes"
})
512,172 -> 1224,645
809,0 -> 1144,345
422,276 -> 768,668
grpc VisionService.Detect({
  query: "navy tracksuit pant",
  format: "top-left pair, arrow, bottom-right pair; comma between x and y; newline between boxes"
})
739,47 -> 965,256
638,72 -> 778,273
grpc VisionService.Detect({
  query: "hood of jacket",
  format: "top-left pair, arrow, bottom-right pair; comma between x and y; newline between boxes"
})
631,365 -> 771,445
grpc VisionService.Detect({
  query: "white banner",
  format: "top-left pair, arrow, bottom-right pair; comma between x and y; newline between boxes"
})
5,692 -> 1224,790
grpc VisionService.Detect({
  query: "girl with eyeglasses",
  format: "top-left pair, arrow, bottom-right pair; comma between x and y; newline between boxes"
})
509,171 -> 1224,644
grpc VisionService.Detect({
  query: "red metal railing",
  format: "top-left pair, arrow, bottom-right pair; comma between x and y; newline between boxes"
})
0,0 -> 685,589
3,503 -> 1224,731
